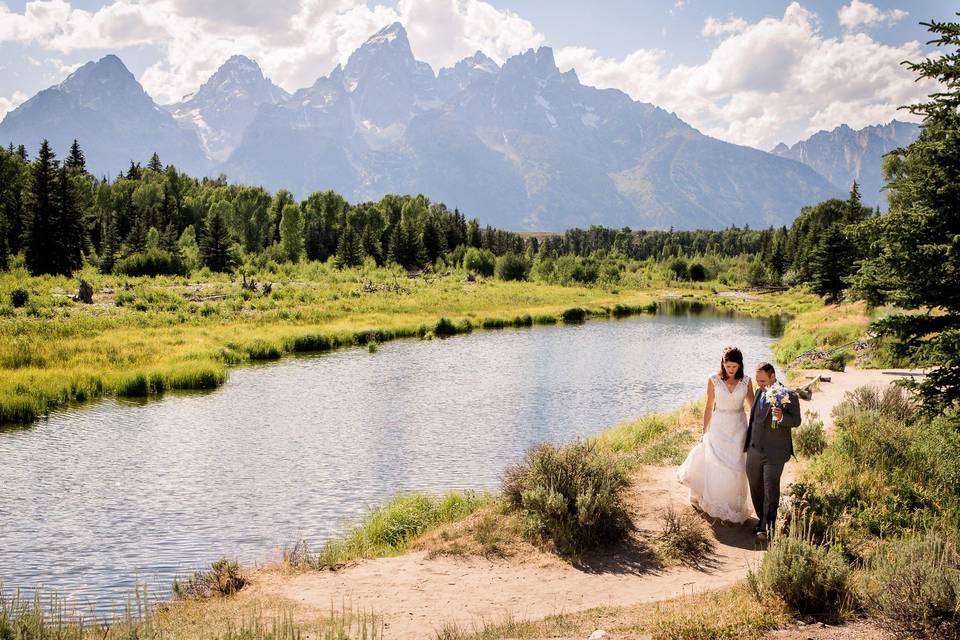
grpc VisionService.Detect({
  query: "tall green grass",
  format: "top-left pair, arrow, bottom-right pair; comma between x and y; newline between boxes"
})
300,491 -> 493,569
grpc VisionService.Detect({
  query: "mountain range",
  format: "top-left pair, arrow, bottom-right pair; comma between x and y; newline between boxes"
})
0,22 -> 914,231
771,120 -> 919,208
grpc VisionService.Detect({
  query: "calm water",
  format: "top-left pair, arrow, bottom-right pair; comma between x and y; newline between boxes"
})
0,304 -> 781,610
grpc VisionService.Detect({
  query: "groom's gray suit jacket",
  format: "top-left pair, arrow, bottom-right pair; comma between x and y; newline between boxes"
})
744,387 -> 801,465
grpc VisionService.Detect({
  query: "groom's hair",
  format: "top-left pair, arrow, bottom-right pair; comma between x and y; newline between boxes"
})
756,362 -> 776,376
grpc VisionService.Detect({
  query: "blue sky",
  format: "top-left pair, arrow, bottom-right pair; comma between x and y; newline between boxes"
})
0,0 -> 954,148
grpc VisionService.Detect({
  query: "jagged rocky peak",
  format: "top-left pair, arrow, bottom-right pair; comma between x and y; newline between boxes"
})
501,46 -> 561,78
437,51 -> 499,99
182,55 -> 289,106
341,21 -> 440,127
58,54 -> 148,106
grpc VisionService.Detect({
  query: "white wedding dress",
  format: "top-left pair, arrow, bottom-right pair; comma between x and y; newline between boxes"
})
676,375 -> 753,523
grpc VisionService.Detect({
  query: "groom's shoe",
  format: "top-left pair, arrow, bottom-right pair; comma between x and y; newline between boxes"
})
754,526 -> 768,543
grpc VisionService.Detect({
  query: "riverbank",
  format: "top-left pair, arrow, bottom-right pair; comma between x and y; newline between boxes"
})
169,368 -> 916,639
0,266 -> 819,426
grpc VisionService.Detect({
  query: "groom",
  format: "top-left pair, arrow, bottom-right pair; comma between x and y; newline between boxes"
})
745,362 -> 801,542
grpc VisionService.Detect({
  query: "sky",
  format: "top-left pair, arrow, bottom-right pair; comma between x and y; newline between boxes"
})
0,0 -> 954,149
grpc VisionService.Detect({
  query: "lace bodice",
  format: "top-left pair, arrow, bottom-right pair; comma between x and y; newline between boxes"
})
711,375 -> 750,412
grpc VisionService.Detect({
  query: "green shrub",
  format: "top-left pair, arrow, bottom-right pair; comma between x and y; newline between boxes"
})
863,533 -> 960,639
114,249 -> 188,277
793,411 -> 827,458
495,253 -> 529,281
832,385 -> 917,428
669,258 -> 689,281
747,528 -> 850,617
10,287 -> 29,308
434,316 -> 458,336
688,262 -> 708,282
502,440 -> 630,556
172,557 -> 247,600
463,247 -> 495,277
560,307 -> 587,323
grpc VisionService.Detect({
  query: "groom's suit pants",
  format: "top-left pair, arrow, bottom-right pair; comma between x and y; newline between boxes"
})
746,447 -> 784,532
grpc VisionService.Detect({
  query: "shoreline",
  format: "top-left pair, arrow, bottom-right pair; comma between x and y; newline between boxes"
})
0,282 -> 809,428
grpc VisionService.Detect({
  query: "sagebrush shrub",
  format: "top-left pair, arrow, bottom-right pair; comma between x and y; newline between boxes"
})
793,412 -> 827,458
747,528 -> 849,616
502,440 -> 629,556
863,533 -> 960,639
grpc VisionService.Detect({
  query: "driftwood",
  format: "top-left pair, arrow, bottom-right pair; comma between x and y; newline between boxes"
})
358,279 -> 409,294
73,280 -> 94,304
240,273 -> 274,295
189,294 -> 227,302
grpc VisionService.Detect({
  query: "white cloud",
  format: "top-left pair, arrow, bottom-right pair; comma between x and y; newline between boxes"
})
838,0 -> 907,30
0,0 -> 935,149
702,16 -> 748,37
0,91 -> 29,120
0,0 -> 544,104
557,2 -> 932,149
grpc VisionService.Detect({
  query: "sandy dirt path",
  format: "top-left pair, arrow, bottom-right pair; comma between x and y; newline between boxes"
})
247,368 -> 921,639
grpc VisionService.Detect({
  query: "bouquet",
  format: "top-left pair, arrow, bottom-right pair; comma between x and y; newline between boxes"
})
765,382 -> 791,427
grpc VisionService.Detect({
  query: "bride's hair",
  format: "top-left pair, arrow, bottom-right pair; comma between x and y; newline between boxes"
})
719,346 -> 744,380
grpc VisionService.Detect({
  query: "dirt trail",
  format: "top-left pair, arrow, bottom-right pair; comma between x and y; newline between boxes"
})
247,368 -> 920,639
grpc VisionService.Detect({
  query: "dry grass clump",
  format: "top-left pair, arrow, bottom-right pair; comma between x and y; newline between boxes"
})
654,506 -> 715,568
414,504 -> 528,559
172,558 -> 247,600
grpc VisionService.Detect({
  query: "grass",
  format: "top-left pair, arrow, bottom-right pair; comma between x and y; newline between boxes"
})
596,401 -> 703,466
771,301 -> 872,365
0,257 -> 829,427
0,583 -> 383,640
288,490 -> 494,569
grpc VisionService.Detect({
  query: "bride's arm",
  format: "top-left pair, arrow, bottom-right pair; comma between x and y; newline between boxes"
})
745,377 -> 755,408
703,379 -> 714,436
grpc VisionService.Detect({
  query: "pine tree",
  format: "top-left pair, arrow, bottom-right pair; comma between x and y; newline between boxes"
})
126,161 -> 142,180
810,224 -> 852,303
54,166 -> 85,274
147,152 -> 162,173
279,203 -> 304,262
421,214 -> 445,264
850,15 -> 960,411
126,213 -> 149,254
24,140 -> 59,275
361,224 -> 383,265
65,139 -> 86,173
200,202 -> 233,272
334,224 -> 364,269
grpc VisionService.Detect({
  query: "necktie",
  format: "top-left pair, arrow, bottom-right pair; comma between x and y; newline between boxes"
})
758,391 -> 767,411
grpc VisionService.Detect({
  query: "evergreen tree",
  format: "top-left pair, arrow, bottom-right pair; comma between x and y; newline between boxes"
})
126,161 -> 142,180
126,212 -> 149,254
421,214 -> 445,264
334,223 -> 364,268
809,224 -> 852,303
361,224 -> 383,265
54,166 -> 85,274
65,139 -> 86,173
279,203 -> 304,262
850,15 -> 960,411
24,140 -> 59,275
200,201 -> 233,272
147,152 -> 162,173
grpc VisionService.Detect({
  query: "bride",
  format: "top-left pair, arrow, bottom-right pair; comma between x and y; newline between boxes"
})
677,346 -> 755,523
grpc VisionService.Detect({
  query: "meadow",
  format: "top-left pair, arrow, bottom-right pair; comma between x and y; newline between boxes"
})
0,257 -> 820,427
